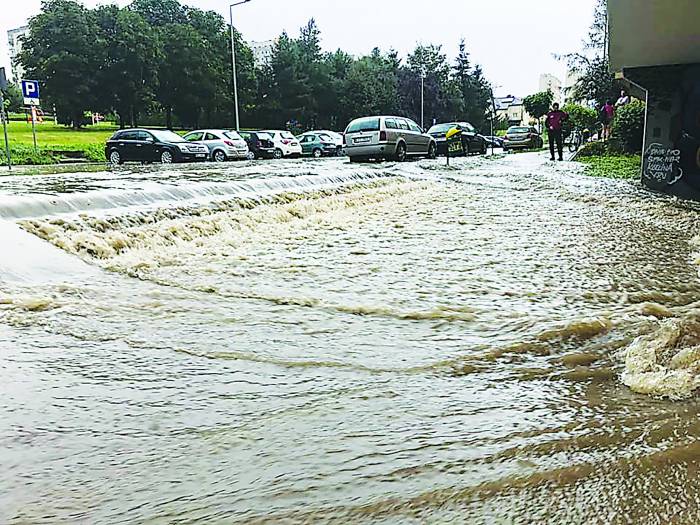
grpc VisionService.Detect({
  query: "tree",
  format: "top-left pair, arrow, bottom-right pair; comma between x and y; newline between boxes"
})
20,0 -> 105,127
523,90 -> 553,129
94,5 -> 160,127
562,103 -> 598,131
1,83 -> 23,113
452,40 -> 491,131
128,0 -> 186,26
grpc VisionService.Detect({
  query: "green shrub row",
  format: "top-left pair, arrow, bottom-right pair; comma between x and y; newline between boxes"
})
0,143 -> 106,165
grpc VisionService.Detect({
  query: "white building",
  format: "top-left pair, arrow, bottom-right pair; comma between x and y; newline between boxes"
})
494,95 -> 533,126
539,73 -> 562,104
562,69 -> 583,104
8,26 -> 29,82
250,40 -> 274,67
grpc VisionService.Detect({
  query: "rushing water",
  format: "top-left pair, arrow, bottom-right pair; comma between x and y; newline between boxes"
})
3,153 -> 700,524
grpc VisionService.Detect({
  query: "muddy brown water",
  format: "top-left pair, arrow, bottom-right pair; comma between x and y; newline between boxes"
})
2,153 -> 700,524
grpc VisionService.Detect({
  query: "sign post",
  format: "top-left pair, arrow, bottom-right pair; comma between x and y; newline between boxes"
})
445,127 -> 463,166
21,80 -> 40,153
0,68 -> 10,170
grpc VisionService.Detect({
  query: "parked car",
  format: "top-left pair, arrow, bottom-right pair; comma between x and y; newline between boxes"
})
297,132 -> 338,158
259,130 -> 302,158
310,130 -> 345,156
503,126 -> 544,151
343,116 -> 437,162
427,122 -> 488,156
182,129 -> 249,162
239,131 -> 276,159
105,128 -> 209,165
483,135 -> 505,148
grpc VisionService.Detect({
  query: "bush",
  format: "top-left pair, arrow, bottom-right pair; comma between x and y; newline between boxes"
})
612,100 -> 645,153
576,141 -> 609,157
563,103 -> 598,133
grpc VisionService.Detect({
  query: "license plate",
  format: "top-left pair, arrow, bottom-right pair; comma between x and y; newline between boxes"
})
196,154 -> 206,158
354,137 -> 370,144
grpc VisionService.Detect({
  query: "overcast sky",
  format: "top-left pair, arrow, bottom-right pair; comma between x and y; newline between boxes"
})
1,0 -> 596,96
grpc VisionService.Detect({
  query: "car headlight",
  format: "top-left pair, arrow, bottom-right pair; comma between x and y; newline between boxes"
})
178,144 -> 190,152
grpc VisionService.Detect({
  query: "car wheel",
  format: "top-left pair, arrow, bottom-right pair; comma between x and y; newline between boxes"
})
481,142 -> 488,155
395,142 -> 407,162
273,148 -> 283,159
247,151 -> 255,160
213,150 -> 227,163
109,150 -> 122,165
161,150 -> 174,164
427,142 -> 437,159
312,148 -> 322,158
336,146 -> 343,157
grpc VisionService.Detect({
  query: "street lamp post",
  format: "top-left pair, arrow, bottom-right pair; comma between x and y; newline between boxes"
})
420,68 -> 425,130
229,0 -> 251,131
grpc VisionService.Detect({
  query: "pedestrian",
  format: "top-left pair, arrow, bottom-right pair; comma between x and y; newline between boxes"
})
601,99 -> 615,140
616,89 -> 631,108
545,102 -> 569,161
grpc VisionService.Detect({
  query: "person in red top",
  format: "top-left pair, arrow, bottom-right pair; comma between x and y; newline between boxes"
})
545,103 -> 569,161
601,100 -> 615,141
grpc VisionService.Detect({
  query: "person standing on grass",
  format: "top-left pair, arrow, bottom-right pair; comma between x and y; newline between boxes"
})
545,103 -> 569,161
601,100 -> 615,141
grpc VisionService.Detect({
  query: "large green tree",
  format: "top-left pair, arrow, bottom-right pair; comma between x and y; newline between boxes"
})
453,40 -> 491,131
20,0 -> 105,127
94,5 -> 160,127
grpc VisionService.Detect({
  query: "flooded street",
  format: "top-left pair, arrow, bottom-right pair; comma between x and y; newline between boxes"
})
3,152 -> 700,524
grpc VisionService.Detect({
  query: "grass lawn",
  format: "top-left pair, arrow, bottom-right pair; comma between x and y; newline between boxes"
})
0,121 -> 119,165
6,121 -> 118,146
578,154 -> 642,180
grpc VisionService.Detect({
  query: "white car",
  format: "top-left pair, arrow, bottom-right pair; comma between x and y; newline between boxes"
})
259,130 -> 303,159
183,129 -> 249,161
312,130 -> 344,155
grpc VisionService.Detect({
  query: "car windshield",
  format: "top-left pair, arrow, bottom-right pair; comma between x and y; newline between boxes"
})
257,133 -> 272,141
281,132 -> 295,140
428,123 -> 455,134
346,118 -> 380,134
318,134 -> 333,142
224,131 -> 242,140
150,129 -> 186,142
507,127 -> 530,134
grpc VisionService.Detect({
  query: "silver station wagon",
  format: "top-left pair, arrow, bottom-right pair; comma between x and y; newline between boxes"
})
344,116 -> 437,162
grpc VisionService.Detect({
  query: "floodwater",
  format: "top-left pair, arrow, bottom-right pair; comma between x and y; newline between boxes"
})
2,153 -> 700,524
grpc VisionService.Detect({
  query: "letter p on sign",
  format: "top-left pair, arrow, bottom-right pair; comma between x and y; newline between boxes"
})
21,80 -> 40,106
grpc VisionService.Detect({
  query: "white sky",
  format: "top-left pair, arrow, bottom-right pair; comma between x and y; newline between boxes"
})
1,0 -> 596,96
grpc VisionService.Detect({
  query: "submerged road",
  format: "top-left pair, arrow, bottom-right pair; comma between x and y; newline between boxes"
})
2,153 -> 700,523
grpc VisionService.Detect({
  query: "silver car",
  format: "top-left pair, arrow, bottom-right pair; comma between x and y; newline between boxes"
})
344,116 -> 437,162
183,129 -> 250,162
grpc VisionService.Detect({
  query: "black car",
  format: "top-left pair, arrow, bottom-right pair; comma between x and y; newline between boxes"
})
105,128 -> 210,164
427,122 -> 488,156
239,131 -> 276,159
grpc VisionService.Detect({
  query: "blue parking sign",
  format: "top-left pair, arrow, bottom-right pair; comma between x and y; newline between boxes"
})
21,80 -> 40,106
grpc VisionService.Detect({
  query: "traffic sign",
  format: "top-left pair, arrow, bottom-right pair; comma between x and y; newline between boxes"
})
21,80 -> 40,106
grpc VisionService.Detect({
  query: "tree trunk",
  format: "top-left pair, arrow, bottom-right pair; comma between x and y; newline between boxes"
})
130,105 -> 135,128
166,107 -> 172,130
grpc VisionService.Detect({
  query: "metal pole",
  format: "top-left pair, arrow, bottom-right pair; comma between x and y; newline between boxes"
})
31,106 -> 37,153
0,92 -> 11,170
229,2 -> 246,131
420,72 -> 424,130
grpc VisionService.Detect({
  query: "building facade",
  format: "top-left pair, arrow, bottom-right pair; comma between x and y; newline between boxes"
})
494,95 -> 533,127
7,26 -> 29,82
539,74 -> 562,104
609,0 -> 700,200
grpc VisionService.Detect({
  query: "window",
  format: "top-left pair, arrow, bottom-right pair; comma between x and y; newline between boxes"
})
398,119 -> 410,131
461,122 -> 476,133
137,131 -> 154,142
300,135 -> 312,143
205,133 -> 218,141
150,129 -> 186,143
185,132 -> 202,142
385,119 -> 398,129
119,131 -> 138,140
346,117 -> 380,134
225,131 -> 242,140
408,120 -> 422,133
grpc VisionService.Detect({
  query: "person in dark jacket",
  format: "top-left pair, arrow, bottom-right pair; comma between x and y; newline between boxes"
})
545,103 -> 569,161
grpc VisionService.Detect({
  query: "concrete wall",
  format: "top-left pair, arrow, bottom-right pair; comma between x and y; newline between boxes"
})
625,65 -> 700,199
609,0 -> 700,71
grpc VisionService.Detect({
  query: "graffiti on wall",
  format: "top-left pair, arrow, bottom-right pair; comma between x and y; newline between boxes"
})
643,143 -> 683,185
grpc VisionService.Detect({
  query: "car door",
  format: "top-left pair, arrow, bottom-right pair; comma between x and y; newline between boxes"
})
299,135 -> 313,155
136,131 -> 157,161
204,132 -> 220,155
395,119 -> 411,152
407,119 -> 428,154
116,131 -> 139,161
